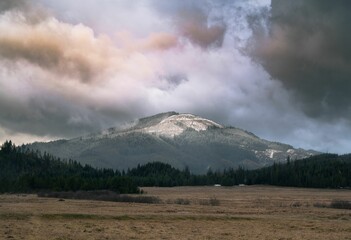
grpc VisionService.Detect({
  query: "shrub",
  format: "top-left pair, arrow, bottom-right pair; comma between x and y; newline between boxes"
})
38,190 -> 161,204
209,197 -> 220,206
314,200 -> 351,210
174,198 -> 191,205
313,202 -> 328,208
290,201 -> 302,208
199,197 -> 220,206
330,200 -> 351,210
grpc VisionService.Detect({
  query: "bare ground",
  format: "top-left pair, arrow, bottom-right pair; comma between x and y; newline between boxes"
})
0,186 -> 350,239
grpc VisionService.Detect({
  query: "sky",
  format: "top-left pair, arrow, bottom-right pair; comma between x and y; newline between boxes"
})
0,0 -> 350,153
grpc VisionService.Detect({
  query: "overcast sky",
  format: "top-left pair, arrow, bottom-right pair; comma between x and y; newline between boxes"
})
0,0 -> 350,153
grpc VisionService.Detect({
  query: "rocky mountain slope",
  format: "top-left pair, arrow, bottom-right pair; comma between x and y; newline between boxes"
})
28,112 -> 318,174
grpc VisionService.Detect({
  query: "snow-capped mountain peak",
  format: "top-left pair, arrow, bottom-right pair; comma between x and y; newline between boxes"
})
141,113 -> 224,137
87,112 -> 223,139
28,111 -> 319,173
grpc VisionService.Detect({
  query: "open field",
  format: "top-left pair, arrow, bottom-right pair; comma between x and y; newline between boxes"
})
0,186 -> 350,239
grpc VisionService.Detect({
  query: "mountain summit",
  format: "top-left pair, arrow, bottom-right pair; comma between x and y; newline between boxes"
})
28,112 -> 318,173
135,112 -> 224,137
93,112 -> 223,139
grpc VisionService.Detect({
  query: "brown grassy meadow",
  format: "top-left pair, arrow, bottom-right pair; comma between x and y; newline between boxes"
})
0,186 -> 350,239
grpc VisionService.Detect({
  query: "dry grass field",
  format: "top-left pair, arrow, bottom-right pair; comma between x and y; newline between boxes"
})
0,186 -> 350,240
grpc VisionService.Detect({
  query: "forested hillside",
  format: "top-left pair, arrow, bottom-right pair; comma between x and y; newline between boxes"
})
126,154 -> 351,188
211,154 -> 351,188
0,141 -> 139,193
1,140 -> 350,193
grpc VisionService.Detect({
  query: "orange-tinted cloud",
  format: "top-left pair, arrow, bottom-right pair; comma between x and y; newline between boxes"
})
0,13 -> 118,82
178,11 -> 226,49
141,32 -> 178,51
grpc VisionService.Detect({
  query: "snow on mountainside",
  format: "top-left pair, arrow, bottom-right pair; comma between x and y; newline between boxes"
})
141,113 -> 224,137
88,112 -> 223,139
28,112 -> 319,173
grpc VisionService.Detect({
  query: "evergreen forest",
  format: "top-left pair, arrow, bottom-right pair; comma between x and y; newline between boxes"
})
1,140 -> 350,194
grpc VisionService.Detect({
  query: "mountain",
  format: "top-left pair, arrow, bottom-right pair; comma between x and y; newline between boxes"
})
27,112 -> 318,174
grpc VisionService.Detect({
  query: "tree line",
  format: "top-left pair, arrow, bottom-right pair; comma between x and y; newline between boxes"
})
1,140 -> 350,194
125,154 -> 351,188
0,141 -> 139,194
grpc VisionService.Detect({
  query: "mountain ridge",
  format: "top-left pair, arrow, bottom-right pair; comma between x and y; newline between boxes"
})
27,112 -> 319,174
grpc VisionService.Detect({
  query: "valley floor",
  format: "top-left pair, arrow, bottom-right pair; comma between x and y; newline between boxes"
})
0,186 -> 350,240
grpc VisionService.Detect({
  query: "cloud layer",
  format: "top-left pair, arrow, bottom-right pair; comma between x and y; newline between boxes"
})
0,0 -> 350,154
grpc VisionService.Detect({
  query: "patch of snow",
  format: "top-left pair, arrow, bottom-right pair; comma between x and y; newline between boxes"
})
82,113 -> 224,139
265,149 -> 281,159
287,149 -> 295,154
140,113 -> 223,137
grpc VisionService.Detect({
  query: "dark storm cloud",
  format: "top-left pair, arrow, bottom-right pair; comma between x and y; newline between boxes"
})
250,0 -> 351,120
153,0 -> 226,48
0,82 -> 141,139
0,92 -> 98,138
157,73 -> 188,91
0,0 -> 27,12
0,0 -> 48,24
177,9 -> 226,49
